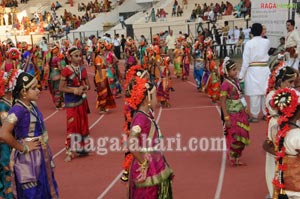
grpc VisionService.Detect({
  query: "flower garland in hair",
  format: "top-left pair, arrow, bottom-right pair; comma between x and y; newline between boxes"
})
271,87 -> 299,198
123,65 -> 147,135
122,66 -> 148,174
266,61 -> 285,95
6,69 -> 22,92
125,76 -> 147,110
124,65 -> 143,90
221,56 -> 230,76
265,62 -> 285,135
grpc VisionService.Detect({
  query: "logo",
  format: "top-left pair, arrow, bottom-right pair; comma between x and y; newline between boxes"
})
260,3 -> 297,9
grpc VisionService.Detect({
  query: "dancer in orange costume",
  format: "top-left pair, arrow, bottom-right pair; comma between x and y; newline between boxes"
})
94,40 -> 116,113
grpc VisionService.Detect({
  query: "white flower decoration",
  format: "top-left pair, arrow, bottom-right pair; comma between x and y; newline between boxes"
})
132,125 -> 141,134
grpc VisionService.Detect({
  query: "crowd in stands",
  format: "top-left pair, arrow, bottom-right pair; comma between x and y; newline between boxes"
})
188,0 -> 251,23
171,0 -> 184,17
51,1 -> 62,11
2,0 -> 18,7
0,0 -> 122,38
77,0 -> 113,13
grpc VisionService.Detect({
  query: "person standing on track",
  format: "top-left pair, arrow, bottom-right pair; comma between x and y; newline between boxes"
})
0,69 -> 19,199
263,63 -> 298,199
285,19 -> 300,70
125,69 -> 173,198
0,72 -> 59,199
59,46 -> 91,162
238,23 -> 270,123
220,58 -> 250,166
271,88 -> 300,199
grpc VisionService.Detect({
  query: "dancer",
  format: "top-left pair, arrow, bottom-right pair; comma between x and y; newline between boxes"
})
125,68 -> 173,198
59,46 -> 91,162
0,72 -> 59,198
263,64 -> 297,198
220,57 -> 250,166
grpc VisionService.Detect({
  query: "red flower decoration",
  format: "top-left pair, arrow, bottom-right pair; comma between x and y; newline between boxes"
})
271,88 -> 299,191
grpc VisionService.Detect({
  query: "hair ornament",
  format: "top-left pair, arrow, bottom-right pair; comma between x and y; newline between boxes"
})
271,87 -> 300,198
222,56 -> 230,75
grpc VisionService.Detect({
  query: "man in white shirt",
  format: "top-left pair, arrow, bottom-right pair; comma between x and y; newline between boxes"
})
39,37 -> 48,59
165,30 -> 176,63
242,27 -> 251,42
285,19 -> 300,70
119,15 -> 126,29
196,16 -> 204,33
208,8 -> 215,22
239,23 -> 270,122
113,34 -> 121,59
85,37 -> 93,65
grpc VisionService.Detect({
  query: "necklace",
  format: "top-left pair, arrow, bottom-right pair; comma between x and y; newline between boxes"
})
70,65 -> 81,81
16,99 -> 45,130
226,78 -> 242,95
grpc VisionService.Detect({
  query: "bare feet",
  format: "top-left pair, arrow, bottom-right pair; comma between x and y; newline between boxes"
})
64,155 -> 72,162
229,158 -> 247,166
235,158 -> 247,166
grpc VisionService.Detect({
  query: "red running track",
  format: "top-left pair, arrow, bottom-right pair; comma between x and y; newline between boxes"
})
37,63 -> 268,199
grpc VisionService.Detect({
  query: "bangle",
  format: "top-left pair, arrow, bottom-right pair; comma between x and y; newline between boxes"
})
224,116 -> 230,121
20,144 -> 29,154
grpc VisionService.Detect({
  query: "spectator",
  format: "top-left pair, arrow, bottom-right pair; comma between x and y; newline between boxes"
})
39,36 -> 48,59
208,8 -> 215,22
165,30 -> 176,63
159,8 -> 168,21
120,34 -> 126,58
196,15 -> 204,33
51,2 -> 56,11
144,11 -> 149,23
151,8 -> 156,22
240,4 -> 248,18
65,23 -> 71,35
55,1 -> 62,10
119,15 -> 126,29
172,4 -> 176,16
177,5 -> 183,16
188,9 -> 197,22
113,34 -> 121,59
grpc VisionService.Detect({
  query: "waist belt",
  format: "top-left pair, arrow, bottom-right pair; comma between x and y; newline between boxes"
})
22,132 -> 48,145
249,62 -> 268,67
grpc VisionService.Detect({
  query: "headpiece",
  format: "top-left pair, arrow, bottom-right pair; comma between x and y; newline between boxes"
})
12,72 -> 37,103
271,88 -> 300,197
222,57 -> 236,76
266,62 -> 297,95
7,47 -> 20,60
68,46 -> 80,56
0,69 -> 22,97
204,37 -> 212,46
